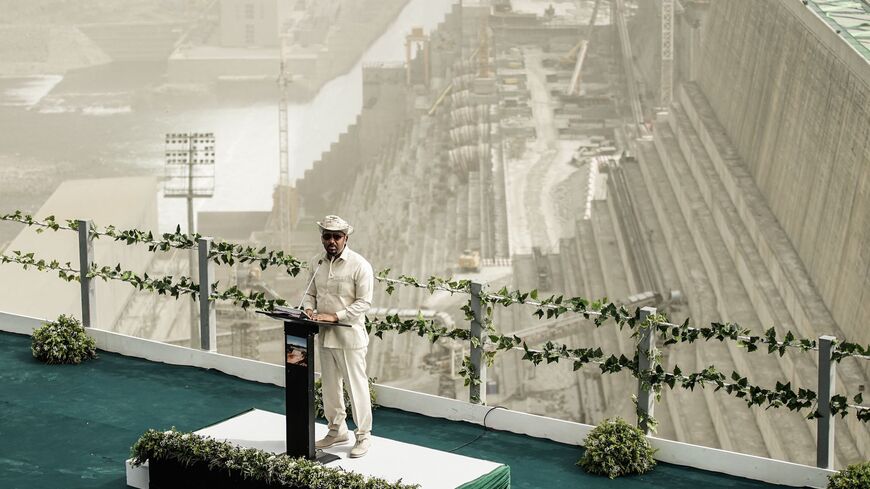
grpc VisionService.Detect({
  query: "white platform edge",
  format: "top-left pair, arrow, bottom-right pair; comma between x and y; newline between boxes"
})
0,311 -> 837,488
0,311 -> 284,386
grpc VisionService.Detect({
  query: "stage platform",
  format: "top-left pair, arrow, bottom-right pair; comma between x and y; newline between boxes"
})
126,409 -> 509,489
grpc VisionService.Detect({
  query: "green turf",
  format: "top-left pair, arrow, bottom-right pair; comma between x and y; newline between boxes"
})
0,331 -> 796,488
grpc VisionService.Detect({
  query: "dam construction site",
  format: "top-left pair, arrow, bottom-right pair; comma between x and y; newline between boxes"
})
1,0 -> 869,472
283,0 -> 870,468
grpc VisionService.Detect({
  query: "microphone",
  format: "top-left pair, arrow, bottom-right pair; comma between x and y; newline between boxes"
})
298,259 -> 324,310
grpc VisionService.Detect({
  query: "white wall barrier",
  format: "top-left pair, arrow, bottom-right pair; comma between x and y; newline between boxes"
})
0,310 -> 835,488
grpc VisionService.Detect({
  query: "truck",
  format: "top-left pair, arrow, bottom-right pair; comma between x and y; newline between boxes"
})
458,249 -> 481,273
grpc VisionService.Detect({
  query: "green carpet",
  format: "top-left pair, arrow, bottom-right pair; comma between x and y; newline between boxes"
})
0,331 -> 285,489
371,408 -> 795,489
0,331 -> 796,488
458,465 -> 510,489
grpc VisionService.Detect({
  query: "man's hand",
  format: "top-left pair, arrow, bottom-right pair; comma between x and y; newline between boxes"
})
313,312 -> 339,323
304,309 -> 314,319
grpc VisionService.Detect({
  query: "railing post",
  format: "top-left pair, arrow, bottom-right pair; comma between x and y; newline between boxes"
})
816,335 -> 836,469
198,237 -> 216,352
636,306 -> 656,434
469,281 -> 487,405
77,219 -> 96,328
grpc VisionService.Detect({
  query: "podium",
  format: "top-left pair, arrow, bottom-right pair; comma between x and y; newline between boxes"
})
259,307 -> 349,464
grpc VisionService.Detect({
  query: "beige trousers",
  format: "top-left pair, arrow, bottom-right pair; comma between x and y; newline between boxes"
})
320,346 -> 372,439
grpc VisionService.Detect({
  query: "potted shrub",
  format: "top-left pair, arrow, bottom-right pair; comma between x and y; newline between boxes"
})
578,417 -> 656,479
31,314 -> 97,364
828,461 -> 870,489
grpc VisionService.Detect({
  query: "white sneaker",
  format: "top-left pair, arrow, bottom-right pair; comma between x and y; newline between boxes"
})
349,437 -> 370,458
315,432 -> 350,449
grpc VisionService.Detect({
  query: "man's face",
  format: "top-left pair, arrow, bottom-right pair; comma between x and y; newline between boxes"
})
321,231 -> 347,257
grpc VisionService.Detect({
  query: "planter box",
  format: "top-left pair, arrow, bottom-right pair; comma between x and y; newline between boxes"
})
148,458 -> 298,489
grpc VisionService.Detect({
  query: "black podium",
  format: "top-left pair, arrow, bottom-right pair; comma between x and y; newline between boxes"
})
259,307 -> 349,464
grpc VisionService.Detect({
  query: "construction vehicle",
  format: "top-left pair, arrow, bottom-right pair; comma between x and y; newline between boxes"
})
532,246 -> 551,290
458,249 -> 481,273
620,291 -> 663,310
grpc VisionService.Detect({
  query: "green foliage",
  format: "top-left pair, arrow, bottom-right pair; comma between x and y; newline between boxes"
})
0,250 -> 79,282
5,211 -> 870,423
828,461 -> 870,489
376,268 -> 471,295
0,211 -> 304,276
365,314 -> 471,343
578,417 -> 656,479
314,377 -> 378,420
130,428 -> 418,488
31,315 -> 97,365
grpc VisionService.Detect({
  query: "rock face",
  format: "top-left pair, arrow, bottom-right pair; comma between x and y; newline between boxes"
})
0,0 -> 205,74
0,25 -> 112,75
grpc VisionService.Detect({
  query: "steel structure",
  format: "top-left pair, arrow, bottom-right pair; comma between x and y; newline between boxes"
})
277,29 -> 293,251
164,132 -> 215,347
660,0 -> 675,109
405,27 -> 431,86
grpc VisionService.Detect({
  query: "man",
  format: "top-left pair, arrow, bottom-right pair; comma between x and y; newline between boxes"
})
302,215 -> 374,458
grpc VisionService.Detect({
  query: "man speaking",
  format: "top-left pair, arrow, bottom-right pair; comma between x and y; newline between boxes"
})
302,215 -> 374,458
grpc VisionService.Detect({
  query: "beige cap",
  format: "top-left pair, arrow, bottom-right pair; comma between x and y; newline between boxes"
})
316,215 -> 354,235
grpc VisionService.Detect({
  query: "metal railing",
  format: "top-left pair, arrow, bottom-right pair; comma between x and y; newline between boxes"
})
3,215 -> 867,470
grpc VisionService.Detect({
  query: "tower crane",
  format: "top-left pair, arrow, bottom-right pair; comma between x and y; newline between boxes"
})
660,0 -> 674,109
565,0 -> 602,96
276,24 -> 294,251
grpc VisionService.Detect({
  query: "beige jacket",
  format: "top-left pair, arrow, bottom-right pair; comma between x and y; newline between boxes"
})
301,246 -> 373,349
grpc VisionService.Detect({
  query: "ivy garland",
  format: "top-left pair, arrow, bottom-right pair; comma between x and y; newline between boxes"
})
374,270 -> 493,400
3,212 -> 864,360
0,211 -> 77,233
365,313 -> 870,422
0,251 -> 80,282
480,283 -> 870,361
3,214 -> 869,421
0,250 -> 288,312
0,211 -> 304,276
375,268 -> 471,295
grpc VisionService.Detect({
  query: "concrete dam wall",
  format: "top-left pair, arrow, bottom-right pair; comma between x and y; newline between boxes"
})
695,0 -> 870,345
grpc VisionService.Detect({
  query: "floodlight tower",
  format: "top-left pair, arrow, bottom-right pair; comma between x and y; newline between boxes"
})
164,132 -> 215,348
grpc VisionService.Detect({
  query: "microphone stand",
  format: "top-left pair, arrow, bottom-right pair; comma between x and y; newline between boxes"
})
298,259 -> 324,311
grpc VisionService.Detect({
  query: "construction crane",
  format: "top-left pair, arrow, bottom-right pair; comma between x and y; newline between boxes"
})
660,0 -> 674,109
426,39 -> 484,116
276,25 -> 293,251
565,0 -> 602,96
478,15 -> 491,78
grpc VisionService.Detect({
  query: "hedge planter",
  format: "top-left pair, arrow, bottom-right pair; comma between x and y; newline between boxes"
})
131,429 -> 418,489
149,457 -> 287,489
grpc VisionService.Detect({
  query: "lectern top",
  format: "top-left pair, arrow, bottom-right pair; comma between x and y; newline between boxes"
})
257,307 -> 352,327
259,305 -> 308,320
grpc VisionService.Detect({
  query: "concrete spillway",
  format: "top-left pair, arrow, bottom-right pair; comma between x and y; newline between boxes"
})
285,0 -> 870,468
626,0 -> 870,465
695,0 -> 870,346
